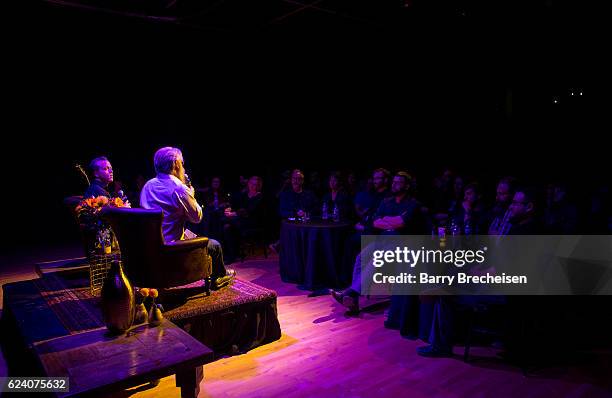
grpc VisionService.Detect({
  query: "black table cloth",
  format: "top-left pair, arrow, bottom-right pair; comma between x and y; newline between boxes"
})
279,220 -> 353,290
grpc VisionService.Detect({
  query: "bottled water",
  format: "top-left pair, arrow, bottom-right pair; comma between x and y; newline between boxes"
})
332,203 -> 340,222
450,219 -> 459,236
464,221 -> 472,235
322,202 -> 329,220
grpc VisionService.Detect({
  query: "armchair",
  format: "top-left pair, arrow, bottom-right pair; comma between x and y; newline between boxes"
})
102,207 -> 212,293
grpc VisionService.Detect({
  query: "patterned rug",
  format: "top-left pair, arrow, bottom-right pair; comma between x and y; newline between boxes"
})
33,273 -> 104,334
31,271 -> 277,333
163,278 -> 278,321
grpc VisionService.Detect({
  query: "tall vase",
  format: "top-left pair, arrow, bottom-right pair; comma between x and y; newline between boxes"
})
101,260 -> 135,335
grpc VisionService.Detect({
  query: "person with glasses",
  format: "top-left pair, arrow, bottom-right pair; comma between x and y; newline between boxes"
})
507,187 -> 540,235
279,169 -> 318,219
140,147 -> 236,290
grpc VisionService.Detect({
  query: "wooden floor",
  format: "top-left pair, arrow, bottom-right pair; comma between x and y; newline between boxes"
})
2,246 -> 612,398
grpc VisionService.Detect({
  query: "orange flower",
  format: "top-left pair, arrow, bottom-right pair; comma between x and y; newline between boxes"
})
84,198 -> 97,208
149,289 -> 159,298
139,288 -> 150,297
111,197 -> 124,208
96,196 -> 109,207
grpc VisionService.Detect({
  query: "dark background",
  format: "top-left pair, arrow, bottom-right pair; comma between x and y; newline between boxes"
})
1,0 -> 606,253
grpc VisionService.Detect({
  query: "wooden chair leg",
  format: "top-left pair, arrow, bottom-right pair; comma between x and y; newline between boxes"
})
204,277 -> 211,296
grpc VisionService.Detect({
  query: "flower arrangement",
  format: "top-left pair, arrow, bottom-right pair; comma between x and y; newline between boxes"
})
134,288 -> 163,326
75,196 -> 126,254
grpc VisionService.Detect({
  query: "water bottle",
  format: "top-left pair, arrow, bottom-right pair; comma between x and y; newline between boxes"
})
464,221 -> 472,235
321,202 -> 329,220
332,203 -> 340,222
450,219 -> 459,236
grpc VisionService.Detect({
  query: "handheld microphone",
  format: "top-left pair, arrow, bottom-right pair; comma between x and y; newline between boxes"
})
117,190 -> 128,202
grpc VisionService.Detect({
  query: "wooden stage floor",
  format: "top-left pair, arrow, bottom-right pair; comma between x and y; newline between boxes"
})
2,246 -> 612,398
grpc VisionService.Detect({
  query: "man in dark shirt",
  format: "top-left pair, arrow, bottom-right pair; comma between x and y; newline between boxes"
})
332,172 -> 423,312
487,176 -> 517,235
84,156 -> 113,198
371,172 -> 423,235
279,169 -> 318,218
354,168 -> 391,232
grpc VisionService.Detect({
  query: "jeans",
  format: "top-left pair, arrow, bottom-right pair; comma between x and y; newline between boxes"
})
207,238 -> 228,279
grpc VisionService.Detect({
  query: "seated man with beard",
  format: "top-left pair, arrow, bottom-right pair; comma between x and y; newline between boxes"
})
331,172 -> 424,313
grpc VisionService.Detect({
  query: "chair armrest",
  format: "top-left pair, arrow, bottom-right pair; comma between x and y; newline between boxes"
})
163,237 -> 209,252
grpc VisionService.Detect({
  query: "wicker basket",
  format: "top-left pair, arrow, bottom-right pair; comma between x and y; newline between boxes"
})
88,251 -> 122,296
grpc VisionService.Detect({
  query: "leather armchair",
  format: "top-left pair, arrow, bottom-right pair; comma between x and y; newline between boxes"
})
101,207 -> 212,291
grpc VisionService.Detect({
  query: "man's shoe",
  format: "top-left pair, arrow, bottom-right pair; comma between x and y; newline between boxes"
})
343,295 -> 359,314
331,289 -> 345,305
416,345 -> 453,358
331,289 -> 359,313
213,269 -> 236,290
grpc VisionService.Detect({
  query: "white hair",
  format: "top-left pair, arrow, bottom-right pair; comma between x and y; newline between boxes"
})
154,147 -> 182,174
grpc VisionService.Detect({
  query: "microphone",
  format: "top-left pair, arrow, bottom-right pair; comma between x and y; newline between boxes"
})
184,173 -> 192,188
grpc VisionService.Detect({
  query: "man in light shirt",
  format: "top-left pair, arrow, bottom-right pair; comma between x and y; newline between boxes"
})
140,147 -> 235,289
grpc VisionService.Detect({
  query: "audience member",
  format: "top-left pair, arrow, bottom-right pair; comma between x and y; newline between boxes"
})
279,169 -> 318,219
321,172 -> 352,221
331,172 -> 425,313
222,176 -> 266,263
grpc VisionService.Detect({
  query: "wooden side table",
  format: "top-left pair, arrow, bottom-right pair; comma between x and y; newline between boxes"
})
33,319 -> 214,398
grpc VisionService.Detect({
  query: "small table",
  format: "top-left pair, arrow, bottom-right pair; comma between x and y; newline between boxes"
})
34,319 -> 213,398
279,219 -> 353,291
2,276 -> 214,398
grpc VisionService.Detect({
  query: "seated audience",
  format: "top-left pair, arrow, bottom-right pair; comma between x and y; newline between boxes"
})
416,186 -> 540,358
202,176 -> 230,210
222,176 -> 266,263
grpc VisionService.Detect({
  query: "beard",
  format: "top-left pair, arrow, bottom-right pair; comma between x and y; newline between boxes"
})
176,168 -> 186,184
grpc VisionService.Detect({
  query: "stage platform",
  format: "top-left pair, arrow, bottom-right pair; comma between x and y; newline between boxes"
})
1,267 -> 281,377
